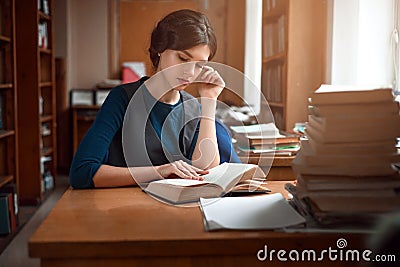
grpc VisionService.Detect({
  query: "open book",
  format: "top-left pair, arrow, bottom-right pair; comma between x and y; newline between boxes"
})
144,163 -> 265,204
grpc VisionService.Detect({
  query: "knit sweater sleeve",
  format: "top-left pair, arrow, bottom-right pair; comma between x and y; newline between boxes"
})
69,86 -> 129,189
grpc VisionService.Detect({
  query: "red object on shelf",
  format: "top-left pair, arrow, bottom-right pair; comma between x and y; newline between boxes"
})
122,67 -> 140,84
122,62 -> 146,84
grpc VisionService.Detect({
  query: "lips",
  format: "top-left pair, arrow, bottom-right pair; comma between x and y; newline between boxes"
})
177,78 -> 190,85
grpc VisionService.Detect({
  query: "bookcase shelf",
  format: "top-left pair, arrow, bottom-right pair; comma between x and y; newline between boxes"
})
0,35 -> 11,43
0,0 -> 19,240
40,115 -> 53,123
0,129 -> 15,139
41,147 -> 53,157
38,11 -> 51,21
262,52 -> 285,64
260,0 -> 327,130
267,101 -> 285,108
39,81 -> 52,87
0,175 -> 14,188
16,0 -> 57,205
39,48 -> 51,54
0,83 -> 13,90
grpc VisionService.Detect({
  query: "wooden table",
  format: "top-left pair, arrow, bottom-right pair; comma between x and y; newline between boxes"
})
29,182 -> 367,267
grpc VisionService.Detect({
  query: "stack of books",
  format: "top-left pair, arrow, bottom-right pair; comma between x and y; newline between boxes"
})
231,123 -> 301,158
288,85 -> 400,225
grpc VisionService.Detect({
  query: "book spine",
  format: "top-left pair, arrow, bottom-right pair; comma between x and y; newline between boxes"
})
0,194 -> 12,234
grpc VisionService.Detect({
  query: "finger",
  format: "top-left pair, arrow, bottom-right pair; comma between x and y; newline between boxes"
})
172,162 -> 194,178
175,161 -> 204,180
200,66 -> 214,80
169,165 -> 193,179
212,71 -> 225,87
173,168 -> 193,179
201,70 -> 216,83
173,161 -> 203,180
181,161 -> 209,175
176,160 -> 198,177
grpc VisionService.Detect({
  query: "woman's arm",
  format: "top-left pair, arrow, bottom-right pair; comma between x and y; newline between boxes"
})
93,161 -> 208,188
191,66 -> 225,169
191,97 -> 220,169
70,84 -> 209,189
92,165 -> 136,187
69,86 -> 130,189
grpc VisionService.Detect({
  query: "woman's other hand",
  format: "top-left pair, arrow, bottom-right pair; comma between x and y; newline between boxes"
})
156,160 -> 209,180
196,66 -> 225,99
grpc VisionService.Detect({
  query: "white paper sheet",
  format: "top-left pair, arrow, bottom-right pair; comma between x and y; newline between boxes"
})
200,193 -> 305,231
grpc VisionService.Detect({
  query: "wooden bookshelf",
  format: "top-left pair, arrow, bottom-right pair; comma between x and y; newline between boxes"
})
15,0 -> 56,205
0,0 -> 19,238
261,0 -> 327,130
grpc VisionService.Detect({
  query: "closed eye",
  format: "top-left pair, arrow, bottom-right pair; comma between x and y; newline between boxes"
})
178,55 -> 190,62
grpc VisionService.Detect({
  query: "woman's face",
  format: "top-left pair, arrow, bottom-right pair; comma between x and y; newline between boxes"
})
157,44 -> 210,90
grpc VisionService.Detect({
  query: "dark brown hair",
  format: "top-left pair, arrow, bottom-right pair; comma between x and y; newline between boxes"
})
149,9 -> 217,69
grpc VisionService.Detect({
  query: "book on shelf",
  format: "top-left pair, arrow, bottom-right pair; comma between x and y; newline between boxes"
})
237,145 -> 299,157
292,150 -> 397,176
0,94 -> 2,130
144,163 -> 265,204
296,173 -> 400,192
298,140 -> 400,166
0,184 -> 19,226
237,133 -> 300,147
38,0 -> 50,15
308,114 -> 400,135
231,123 -> 300,146
251,143 -> 300,151
262,65 -> 283,103
289,85 -> 400,224
0,193 -> 16,234
262,15 -> 285,58
230,123 -> 279,136
309,85 -> 394,105
308,101 -> 399,117
70,89 -> 94,106
94,89 -> 111,106
285,183 -> 400,224
304,122 -> 399,143
38,21 -> 48,49
307,136 -> 397,155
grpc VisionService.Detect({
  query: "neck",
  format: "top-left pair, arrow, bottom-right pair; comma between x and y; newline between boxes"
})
158,90 -> 179,104
144,69 -> 181,105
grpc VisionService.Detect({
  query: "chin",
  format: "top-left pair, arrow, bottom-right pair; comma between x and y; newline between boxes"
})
174,84 -> 189,91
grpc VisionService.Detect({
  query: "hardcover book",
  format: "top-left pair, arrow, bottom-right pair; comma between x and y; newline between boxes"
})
144,163 -> 265,204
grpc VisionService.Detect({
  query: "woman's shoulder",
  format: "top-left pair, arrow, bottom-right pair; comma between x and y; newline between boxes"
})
117,76 -> 150,100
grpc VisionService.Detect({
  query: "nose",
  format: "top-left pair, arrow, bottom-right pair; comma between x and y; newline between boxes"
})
182,62 -> 196,78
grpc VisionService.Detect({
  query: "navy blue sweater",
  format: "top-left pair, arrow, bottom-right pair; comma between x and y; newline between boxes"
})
70,83 -> 239,189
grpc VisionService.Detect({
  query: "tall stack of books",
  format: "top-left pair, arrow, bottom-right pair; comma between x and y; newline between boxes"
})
230,123 -> 301,158
288,85 -> 400,225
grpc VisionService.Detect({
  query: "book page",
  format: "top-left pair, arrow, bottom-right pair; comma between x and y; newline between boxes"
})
316,84 -> 391,93
149,179 -> 209,187
230,123 -> 279,135
201,163 -> 261,192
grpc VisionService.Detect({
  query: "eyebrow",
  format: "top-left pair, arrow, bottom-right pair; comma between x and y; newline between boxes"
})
182,50 -> 193,58
181,50 -> 208,62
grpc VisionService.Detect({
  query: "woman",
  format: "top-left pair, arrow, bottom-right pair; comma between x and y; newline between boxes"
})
70,9 -> 239,189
